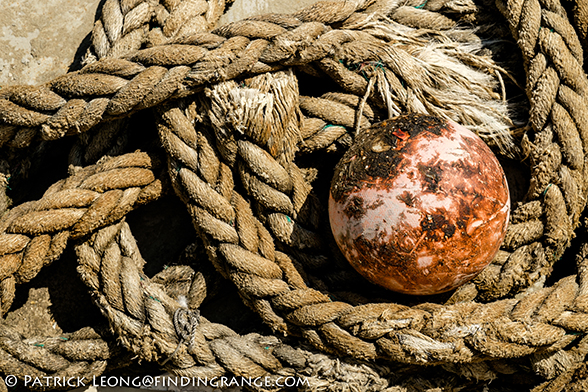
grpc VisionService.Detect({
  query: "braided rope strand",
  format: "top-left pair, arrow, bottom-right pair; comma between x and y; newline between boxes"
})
1,0 -> 588,389
0,152 -> 161,316
155,95 -> 588,374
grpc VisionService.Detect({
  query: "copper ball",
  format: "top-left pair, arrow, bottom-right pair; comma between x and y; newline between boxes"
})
329,114 -> 510,295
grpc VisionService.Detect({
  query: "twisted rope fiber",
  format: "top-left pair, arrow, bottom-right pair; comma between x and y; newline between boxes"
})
154,87 -> 588,375
0,0 -> 514,150
567,0 -> 588,66
480,0 -> 588,299
149,0 -> 588,386
73,220 -> 411,391
1,0 -> 230,311
84,0 -> 232,63
0,152 -> 162,316
72,218 -> 588,390
0,0 -> 228,213
85,0 -> 156,63
0,323 -> 114,391
72,0 -> 233,168
0,153 -> 162,389
1,0 -> 522,299
1,0 -> 588,389
147,0 -> 234,47
0,0 -> 524,294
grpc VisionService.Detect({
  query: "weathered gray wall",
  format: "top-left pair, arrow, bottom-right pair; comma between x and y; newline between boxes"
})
0,0 -> 102,85
219,0 -> 320,24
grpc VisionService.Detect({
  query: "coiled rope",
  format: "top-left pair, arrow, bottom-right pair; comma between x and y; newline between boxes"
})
2,0 -> 588,390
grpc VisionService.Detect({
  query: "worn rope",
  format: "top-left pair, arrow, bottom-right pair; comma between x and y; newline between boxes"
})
147,0 -> 588,385
0,323 -> 113,390
0,152 -> 161,316
73,219 -> 588,389
72,0 -> 232,168
0,0 -> 519,258
1,0 -> 588,390
568,0 -> 588,66
0,1 -> 515,153
73,220 -> 428,391
84,0 -> 230,63
477,0 -> 588,300
85,0 -> 155,63
148,0 -> 232,47
154,90 -> 588,372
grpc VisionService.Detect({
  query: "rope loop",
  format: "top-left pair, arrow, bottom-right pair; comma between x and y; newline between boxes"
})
2,0 -> 588,389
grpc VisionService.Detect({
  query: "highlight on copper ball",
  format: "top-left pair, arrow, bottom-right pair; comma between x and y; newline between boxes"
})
328,114 -> 510,295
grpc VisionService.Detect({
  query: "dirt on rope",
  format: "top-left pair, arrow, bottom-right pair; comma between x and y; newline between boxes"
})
2,0 -> 588,390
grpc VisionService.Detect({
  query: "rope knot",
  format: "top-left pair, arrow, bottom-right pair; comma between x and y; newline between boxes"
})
173,307 -> 201,342
161,307 -> 200,366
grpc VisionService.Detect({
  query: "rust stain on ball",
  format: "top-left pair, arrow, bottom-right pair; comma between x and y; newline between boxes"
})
329,114 -> 510,295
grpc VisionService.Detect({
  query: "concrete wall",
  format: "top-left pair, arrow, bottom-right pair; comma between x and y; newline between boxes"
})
219,0 -> 320,24
0,0 -> 102,85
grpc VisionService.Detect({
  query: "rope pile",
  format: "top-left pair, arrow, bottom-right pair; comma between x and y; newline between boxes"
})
2,0 -> 588,390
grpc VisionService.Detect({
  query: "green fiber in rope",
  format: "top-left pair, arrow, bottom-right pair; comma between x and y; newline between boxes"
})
414,0 -> 428,9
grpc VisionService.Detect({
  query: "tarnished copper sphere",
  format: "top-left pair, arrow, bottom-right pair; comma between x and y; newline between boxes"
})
329,114 -> 510,295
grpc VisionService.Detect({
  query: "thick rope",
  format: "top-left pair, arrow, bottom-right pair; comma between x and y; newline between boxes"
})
145,2 -> 588,385
148,0 -> 232,47
566,0 -> 588,67
477,0 -> 588,300
0,152 -> 161,316
155,93 -> 588,372
0,1 -> 518,251
84,0 -> 230,63
72,220 -> 419,391
0,0 -> 233,386
0,324 -> 113,391
73,219 -> 588,389
73,0 -> 232,168
0,1 -> 515,153
85,0 -> 155,63
1,0 -> 588,390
